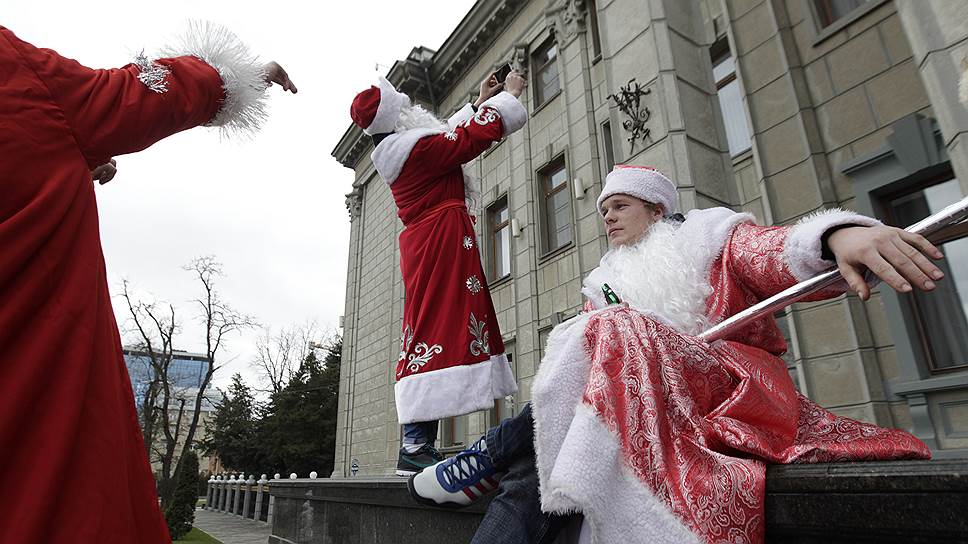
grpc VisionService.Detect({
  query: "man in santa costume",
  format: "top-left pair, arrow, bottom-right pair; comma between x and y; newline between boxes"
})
0,23 -> 295,543
409,165 -> 939,543
350,70 -> 527,475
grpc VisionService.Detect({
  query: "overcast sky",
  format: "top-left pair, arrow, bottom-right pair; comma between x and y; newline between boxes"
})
6,0 -> 477,391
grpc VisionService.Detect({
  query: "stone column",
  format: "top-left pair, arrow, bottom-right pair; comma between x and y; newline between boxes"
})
242,475 -> 255,518
233,474 -> 244,515
205,476 -> 214,510
895,1 -> 968,186
254,474 -> 268,523
266,473 -> 281,527
219,475 -> 229,512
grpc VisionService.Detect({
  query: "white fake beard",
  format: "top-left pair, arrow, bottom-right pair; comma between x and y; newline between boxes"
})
599,220 -> 712,335
395,104 -> 447,132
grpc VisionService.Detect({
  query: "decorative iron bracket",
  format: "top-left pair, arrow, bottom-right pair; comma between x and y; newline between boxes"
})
607,78 -> 652,154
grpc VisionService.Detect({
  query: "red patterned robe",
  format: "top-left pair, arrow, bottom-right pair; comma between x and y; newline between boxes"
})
532,207 -> 930,544
0,26 -> 267,543
370,92 -> 526,424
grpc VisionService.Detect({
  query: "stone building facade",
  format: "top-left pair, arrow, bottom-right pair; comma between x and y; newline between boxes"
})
332,0 -> 968,476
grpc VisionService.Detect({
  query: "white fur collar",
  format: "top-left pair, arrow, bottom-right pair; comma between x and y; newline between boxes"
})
582,207 -> 752,334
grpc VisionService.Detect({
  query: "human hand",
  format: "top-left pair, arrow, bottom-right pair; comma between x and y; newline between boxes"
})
263,61 -> 297,93
475,74 -> 503,108
504,72 -> 526,98
91,159 -> 117,185
827,225 -> 945,300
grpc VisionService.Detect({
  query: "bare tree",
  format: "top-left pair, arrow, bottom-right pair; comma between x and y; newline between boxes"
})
252,321 -> 319,393
120,280 -> 186,484
176,256 -> 256,475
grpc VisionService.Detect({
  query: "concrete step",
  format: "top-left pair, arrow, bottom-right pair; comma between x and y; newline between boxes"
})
267,459 -> 968,544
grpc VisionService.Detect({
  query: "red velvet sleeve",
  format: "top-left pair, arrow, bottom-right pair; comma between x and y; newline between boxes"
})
5,29 -> 224,168
410,106 -> 506,171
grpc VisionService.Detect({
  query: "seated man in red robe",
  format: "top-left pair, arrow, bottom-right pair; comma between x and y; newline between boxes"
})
408,165 -> 938,544
0,24 -> 294,543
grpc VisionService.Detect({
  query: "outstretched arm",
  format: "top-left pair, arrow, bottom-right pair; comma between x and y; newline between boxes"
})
1,24 -> 293,170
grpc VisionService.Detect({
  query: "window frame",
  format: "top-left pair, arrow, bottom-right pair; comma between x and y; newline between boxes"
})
486,195 -> 512,283
710,37 -> 752,158
537,155 -> 574,256
879,173 -> 968,374
587,0 -> 602,61
532,37 -> 561,109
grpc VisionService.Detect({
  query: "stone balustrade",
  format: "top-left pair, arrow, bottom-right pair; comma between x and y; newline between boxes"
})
204,469 -> 304,524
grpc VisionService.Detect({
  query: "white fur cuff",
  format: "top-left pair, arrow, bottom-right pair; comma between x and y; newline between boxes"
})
784,208 -> 881,281
480,91 -> 527,135
447,104 -> 476,130
394,354 -> 517,424
161,21 -> 269,137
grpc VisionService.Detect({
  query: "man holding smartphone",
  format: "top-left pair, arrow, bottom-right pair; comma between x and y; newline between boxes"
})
350,66 -> 527,476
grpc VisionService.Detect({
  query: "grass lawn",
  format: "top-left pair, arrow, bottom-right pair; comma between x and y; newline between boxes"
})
173,528 -> 222,544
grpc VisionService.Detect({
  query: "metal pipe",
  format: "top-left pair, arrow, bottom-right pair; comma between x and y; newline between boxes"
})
698,195 -> 968,343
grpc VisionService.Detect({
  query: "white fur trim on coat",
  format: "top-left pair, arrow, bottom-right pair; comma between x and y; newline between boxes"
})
532,312 -> 699,544
394,354 -> 517,424
160,21 -> 269,137
447,103 -> 476,130
479,91 -> 527,136
784,208 -> 881,281
371,127 -> 443,185
366,77 -> 410,135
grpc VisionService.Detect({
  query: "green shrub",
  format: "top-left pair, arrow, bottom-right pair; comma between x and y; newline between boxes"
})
164,450 -> 200,540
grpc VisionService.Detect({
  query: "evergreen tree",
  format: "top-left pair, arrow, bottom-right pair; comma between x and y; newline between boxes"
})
164,450 -> 199,540
200,373 -> 260,471
258,336 -> 341,476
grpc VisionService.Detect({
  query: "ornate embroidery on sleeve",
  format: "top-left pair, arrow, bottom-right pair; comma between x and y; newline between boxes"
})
134,51 -> 170,94
444,131 -> 458,141
462,236 -> 474,250
468,313 -> 491,356
398,325 -> 414,362
470,107 -> 500,126
466,275 -> 483,294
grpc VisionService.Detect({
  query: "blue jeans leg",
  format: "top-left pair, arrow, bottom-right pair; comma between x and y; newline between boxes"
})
471,403 -> 575,544
402,420 -> 438,446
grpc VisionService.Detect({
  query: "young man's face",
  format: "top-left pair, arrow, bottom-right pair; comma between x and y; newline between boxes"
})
601,194 -> 663,247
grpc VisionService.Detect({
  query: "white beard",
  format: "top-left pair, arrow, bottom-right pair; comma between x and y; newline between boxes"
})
395,104 -> 447,133
595,220 -> 712,335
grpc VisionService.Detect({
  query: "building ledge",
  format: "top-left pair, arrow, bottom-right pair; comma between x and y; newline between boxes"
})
267,459 -> 968,544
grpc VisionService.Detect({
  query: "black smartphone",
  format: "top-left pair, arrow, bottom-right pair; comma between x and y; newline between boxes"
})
494,63 -> 513,84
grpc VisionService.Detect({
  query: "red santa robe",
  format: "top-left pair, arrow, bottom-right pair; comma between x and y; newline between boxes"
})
370,92 -> 526,424
532,207 -> 931,544
0,25 -> 269,542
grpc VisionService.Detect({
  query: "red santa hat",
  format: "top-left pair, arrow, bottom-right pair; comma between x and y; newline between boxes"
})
350,76 -> 411,136
597,165 -> 678,216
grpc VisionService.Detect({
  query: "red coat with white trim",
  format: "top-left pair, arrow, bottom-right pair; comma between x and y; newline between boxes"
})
0,26 -> 267,543
371,92 -> 527,424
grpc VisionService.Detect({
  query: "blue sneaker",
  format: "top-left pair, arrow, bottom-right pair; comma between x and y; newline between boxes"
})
407,436 -> 502,508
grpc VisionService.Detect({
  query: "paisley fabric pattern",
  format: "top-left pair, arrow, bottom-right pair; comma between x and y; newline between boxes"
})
567,221 -> 929,544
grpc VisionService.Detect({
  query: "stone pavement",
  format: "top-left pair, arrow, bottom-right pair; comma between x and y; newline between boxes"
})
192,507 -> 271,544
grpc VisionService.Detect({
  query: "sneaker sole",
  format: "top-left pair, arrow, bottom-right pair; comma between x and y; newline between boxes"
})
395,469 -> 418,477
406,472 -> 473,510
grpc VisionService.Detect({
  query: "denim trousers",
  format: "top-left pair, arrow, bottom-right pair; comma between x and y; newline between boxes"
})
402,420 -> 438,446
471,403 -> 577,544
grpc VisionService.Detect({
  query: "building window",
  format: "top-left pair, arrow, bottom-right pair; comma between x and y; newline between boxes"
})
814,0 -> 870,29
883,176 -> 968,373
532,38 -> 561,107
601,120 -> 615,177
587,0 -> 602,59
711,39 -> 752,157
539,157 -> 573,254
487,197 -> 511,282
